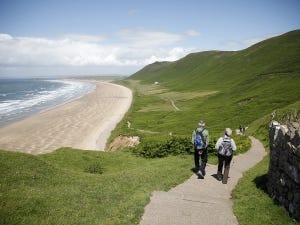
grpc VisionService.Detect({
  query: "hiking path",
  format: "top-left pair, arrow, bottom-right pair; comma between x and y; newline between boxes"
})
140,136 -> 267,225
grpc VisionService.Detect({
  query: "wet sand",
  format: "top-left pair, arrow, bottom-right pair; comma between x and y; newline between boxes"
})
0,80 -> 132,154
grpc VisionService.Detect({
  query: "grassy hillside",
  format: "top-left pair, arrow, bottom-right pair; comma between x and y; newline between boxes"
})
114,30 -> 300,140
1,30 -> 299,225
232,104 -> 300,225
0,149 -> 191,225
111,30 -> 300,224
130,30 -> 300,91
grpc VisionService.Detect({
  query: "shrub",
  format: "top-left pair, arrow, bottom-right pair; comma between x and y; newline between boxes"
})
234,135 -> 251,155
132,136 -> 193,158
132,135 -> 251,159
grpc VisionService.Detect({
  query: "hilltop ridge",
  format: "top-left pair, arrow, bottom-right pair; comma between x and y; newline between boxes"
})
122,30 -> 300,136
129,30 -> 300,92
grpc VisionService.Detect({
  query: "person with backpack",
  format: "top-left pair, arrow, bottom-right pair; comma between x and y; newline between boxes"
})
215,128 -> 237,184
191,120 -> 209,179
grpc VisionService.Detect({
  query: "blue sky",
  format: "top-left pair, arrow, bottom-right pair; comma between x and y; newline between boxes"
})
0,0 -> 300,77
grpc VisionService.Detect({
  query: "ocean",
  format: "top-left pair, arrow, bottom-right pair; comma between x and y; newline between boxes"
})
0,79 -> 96,126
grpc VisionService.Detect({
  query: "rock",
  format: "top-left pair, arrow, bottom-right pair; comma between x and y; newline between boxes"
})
267,118 -> 300,221
107,135 -> 140,151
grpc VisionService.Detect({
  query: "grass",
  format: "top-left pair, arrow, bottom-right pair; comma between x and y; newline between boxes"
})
0,149 -> 192,225
108,78 -> 297,225
1,30 -> 300,224
232,156 -> 297,225
111,30 -> 300,224
232,103 -> 300,225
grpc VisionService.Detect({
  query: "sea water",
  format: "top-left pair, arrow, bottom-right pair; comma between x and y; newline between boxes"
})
0,79 -> 96,126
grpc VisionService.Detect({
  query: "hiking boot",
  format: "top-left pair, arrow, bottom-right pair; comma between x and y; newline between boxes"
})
197,170 -> 204,179
222,167 -> 230,184
217,172 -> 222,181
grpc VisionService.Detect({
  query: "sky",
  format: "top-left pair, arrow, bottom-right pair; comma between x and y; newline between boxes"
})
0,0 -> 300,78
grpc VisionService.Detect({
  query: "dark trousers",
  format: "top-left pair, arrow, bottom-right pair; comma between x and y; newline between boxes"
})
194,148 -> 207,175
218,154 -> 233,183
217,153 -> 233,173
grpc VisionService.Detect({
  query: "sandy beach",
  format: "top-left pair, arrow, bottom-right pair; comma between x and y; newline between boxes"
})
0,80 -> 132,154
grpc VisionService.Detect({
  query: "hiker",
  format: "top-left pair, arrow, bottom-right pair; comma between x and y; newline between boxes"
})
191,120 -> 209,178
215,128 -> 237,184
239,124 -> 245,135
239,125 -> 243,134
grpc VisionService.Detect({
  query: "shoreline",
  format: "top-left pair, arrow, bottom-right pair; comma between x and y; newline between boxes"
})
0,80 -> 132,154
0,79 -> 96,127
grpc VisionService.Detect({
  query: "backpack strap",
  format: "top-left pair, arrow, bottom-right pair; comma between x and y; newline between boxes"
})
195,128 -> 205,134
201,128 -> 206,139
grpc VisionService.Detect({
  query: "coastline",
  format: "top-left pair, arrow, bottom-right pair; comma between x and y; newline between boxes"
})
0,80 -> 132,154
0,79 -> 96,127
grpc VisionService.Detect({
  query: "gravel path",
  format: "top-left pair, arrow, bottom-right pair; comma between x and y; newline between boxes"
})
140,136 -> 267,225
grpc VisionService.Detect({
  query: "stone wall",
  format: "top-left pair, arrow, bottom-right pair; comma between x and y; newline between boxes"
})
267,120 -> 300,221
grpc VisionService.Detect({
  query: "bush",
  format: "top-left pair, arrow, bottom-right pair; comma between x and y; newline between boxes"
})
234,135 -> 251,155
132,136 -> 193,158
132,135 -> 251,159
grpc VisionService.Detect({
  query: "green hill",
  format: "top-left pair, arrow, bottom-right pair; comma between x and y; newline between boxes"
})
1,30 -> 299,225
111,29 -> 300,225
130,30 -> 300,92
121,30 -> 300,138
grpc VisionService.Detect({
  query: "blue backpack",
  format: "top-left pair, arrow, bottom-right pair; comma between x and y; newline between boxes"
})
194,129 -> 206,149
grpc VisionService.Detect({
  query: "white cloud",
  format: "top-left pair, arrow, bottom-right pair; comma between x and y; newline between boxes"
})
62,34 -> 105,43
0,30 -> 192,76
2,30 -> 277,77
117,28 -> 183,47
0,34 -> 13,41
185,29 -> 201,37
